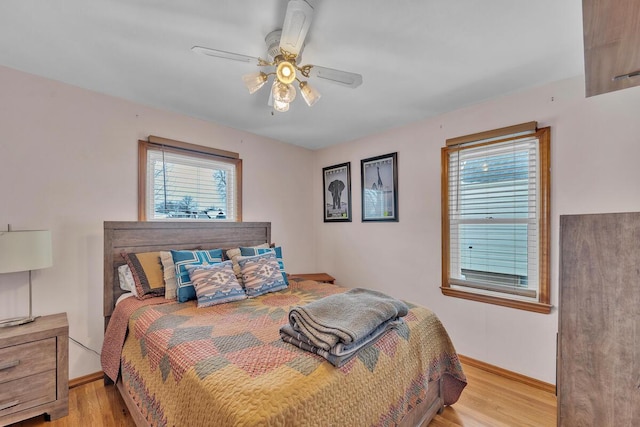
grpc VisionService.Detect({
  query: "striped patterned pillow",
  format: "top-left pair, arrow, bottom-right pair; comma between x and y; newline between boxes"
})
171,249 -> 224,302
238,252 -> 288,297
186,261 -> 247,308
226,244 -> 270,284
239,246 -> 288,285
121,251 -> 165,299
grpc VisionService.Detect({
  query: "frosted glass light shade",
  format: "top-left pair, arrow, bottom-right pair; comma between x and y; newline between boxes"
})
272,81 -> 297,103
276,61 -> 296,85
299,81 -> 321,107
273,99 -> 290,112
242,71 -> 268,94
0,230 -> 52,273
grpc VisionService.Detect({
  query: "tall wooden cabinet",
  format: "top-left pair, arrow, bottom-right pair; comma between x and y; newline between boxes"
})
558,212 -> 640,426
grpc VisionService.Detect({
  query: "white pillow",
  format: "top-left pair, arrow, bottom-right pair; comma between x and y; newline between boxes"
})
117,264 -> 138,297
116,292 -> 134,306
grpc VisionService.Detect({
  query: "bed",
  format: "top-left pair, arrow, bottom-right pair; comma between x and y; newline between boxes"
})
102,221 -> 466,426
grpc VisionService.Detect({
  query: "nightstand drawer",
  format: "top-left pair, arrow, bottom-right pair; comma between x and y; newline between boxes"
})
0,314 -> 68,424
0,338 -> 56,384
0,370 -> 56,417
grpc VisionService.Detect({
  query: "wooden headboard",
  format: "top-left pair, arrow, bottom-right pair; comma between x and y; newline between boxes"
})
103,221 -> 271,327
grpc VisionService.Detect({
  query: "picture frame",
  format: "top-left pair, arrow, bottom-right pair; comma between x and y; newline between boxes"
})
323,162 -> 352,222
361,152 -> 398,222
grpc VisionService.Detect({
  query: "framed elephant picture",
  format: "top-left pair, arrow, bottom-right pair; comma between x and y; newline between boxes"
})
361,152 -> 398,222
323,162 -> 352,222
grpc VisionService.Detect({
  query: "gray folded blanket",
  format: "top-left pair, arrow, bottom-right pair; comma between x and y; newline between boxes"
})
280,318 -> 403,367
288,287 -> 409,351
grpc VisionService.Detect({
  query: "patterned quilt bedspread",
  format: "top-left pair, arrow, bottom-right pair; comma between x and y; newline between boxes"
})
104,280 -> 466,426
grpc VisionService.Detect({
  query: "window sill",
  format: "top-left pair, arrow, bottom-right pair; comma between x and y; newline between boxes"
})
440,287 -> 552,314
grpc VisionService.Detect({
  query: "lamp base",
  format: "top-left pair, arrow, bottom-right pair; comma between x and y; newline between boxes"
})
0,316 -> 37,328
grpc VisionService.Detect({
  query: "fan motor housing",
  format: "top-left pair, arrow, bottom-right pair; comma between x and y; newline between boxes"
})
265,30 -> 282,61
265,29 -> 304,62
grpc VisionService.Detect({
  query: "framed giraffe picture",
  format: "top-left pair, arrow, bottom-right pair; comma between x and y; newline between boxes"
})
361,152 -> 398,222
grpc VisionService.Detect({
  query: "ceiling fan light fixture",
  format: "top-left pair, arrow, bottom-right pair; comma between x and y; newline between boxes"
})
272,80 -> 297,103
242,71 -> 268,94
299,81 -> 321,107
193,0 -> 364,114
276,61 -> 297,85
273,99 -> 290,112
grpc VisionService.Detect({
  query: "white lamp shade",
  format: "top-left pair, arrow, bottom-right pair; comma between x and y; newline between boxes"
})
242,71 -> 268,94
299,81 -> 321,107
0,230 -> 52,273
273,99 -> 290,112
272,81 -> 297,103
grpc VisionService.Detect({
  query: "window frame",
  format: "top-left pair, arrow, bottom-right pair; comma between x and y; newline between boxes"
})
441,123 -> 551,314
138,136 -> 243,222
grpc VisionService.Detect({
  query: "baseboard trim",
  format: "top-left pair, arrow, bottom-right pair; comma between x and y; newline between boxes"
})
69,371 -> 104,389
458,354 -> 556,394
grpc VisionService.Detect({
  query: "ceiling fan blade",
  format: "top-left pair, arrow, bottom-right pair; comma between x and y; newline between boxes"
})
279,0 -> 314,56
310,65 -> 363,88
191,46 -> 259,64
267,89 -> 274,107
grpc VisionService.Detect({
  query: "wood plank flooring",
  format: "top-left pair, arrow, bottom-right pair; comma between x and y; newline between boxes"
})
431,364 -> 557,427
10,362 -> 557,426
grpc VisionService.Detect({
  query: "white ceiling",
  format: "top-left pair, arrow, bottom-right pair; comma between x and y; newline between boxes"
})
0,0 -> 585,150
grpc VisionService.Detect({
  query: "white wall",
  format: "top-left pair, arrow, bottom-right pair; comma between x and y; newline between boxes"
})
314,76 -> 640,384
3,64 -> 639,385
0,65 -> 316,379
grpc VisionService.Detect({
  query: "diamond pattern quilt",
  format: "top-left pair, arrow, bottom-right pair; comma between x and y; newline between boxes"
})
109,280 -> 466,426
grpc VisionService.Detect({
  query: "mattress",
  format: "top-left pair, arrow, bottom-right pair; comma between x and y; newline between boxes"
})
102,280 -> 466,426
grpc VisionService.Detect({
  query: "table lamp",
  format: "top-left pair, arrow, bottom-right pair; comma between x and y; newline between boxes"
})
0,226 -> 53,327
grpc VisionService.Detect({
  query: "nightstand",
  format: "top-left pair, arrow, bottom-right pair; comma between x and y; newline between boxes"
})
0,313 -> 69,425
287,273 -> 335,284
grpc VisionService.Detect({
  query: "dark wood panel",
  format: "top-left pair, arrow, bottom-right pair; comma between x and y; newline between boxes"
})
583,0 -> 640,96
558,212 -> 640,425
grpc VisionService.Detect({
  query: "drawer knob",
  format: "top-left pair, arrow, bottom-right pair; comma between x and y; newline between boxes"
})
0,399 -> 20,411
0,360 -> 19,371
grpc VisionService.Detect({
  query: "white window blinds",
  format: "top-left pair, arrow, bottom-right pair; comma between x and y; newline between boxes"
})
142,141 -> 241,221
447,135 -> 540,299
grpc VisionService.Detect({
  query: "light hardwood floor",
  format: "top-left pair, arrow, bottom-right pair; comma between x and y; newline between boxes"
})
11,362 -> 557,427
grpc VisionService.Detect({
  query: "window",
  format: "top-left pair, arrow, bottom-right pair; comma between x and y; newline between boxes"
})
441,122 -> 550,313
138,136 -> 242,221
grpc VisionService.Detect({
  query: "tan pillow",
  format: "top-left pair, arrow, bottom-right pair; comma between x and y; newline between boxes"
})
160,251 -> 178,300
121,251 -> 164,299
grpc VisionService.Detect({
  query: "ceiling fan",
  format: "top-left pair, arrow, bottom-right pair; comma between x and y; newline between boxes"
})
192,0 -> 363,113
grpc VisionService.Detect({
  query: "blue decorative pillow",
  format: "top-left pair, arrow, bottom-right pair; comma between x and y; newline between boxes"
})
238,252 -> 288,297
171,249 -> 223,302
239,246 -> 288,285
186,261 -> 247,308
